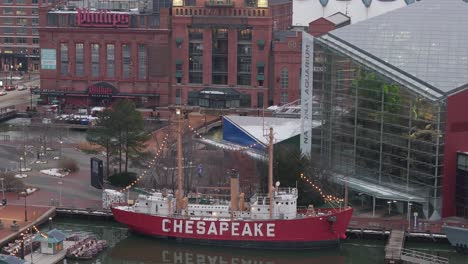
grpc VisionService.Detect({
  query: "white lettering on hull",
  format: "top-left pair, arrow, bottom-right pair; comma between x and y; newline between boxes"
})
161,219 -> 276,238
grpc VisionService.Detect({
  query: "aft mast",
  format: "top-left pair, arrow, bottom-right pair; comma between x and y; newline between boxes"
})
176,108 -> 184,211
268,127 -> 274,219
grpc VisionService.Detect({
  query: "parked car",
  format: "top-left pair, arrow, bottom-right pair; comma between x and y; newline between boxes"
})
0,91 -> 7,96
17,85 -> 27,91
5,85 -> 15,91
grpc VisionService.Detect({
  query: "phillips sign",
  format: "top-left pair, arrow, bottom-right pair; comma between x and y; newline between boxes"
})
76,8 -> 130,28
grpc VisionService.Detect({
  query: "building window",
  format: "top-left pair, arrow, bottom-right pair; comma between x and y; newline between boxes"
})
32,0 -> 38,3
16,0 -> 26,4
60,43 -> 68,76
16,38 -> 27,44
75,43 -> 84,77
32,18 -> 39,25
16,18 -> 28,25
138,44 -> 147,80
280,68 -> 288,89
257,62 -> 265,86
106,44 -> 115,78
122,44 -> 131,79
257,92 -> 264,108
32,38 -> 39,44
91,43 -> 99,78
16,9 -> 27,15
4,37 -> 14,44
32,8 -> 38,15
2,0 -> 13,3
189,43 -> 203,84
280,91 -> 288,104
3,7 -> 13,14
189,28 -> 203,40
3,17 -> 14,24
32,28 -> 38,35
212,29 -> 228,85
17,28 -> 28,35
175,88 -> 181,105
238,29 -> 252,41
3,28 -> 13,34
245,0 -> 256,7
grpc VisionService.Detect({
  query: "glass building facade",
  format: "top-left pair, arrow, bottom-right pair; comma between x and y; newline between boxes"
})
312,41 -> 446,216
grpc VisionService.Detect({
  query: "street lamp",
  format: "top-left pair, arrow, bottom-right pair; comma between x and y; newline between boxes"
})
20,190 -> 28,222
58,181 -> 63,207
387,200 -> 397,215
19,156 -> 24,173
59,140 -> 63,158
20,232 -> 25,260
407,202 -> 413,229
9,65 -> 13,85
1,177 -> 5,205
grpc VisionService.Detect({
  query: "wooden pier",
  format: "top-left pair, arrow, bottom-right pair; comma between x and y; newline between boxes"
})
384,229 -> 448,264
385,229 -> 405,263
24,240 -> 74,264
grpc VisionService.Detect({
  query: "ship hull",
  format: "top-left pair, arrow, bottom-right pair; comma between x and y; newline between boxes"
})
111,206 -> 353,249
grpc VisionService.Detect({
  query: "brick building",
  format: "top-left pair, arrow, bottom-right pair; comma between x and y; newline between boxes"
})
0,0 -> 54,76
171,0 -> 291,109
38,1 -> 171,109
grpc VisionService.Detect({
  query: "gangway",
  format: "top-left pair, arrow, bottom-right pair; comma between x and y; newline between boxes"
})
386,247 -> 449,264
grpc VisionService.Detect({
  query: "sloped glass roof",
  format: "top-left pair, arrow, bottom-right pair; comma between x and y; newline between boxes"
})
326,0 -> 468,98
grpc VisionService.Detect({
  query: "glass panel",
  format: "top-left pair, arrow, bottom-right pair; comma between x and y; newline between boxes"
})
91,44 -> 99,78
122,44 -> 131,79
60,43 -> 68,76
138,44 -> 147,80
107,44 -> 115,78
75,43 -> 84,77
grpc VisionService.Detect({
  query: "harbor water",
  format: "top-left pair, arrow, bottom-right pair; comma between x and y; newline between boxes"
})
49,218 -> 467,264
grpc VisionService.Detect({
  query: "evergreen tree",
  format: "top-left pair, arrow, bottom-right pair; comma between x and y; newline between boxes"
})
86,99 -> 150,176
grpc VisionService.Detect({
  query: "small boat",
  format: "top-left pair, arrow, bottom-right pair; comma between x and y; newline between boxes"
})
442,225 -> 468,253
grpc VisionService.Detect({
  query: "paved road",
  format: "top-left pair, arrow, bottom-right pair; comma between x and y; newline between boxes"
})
0,74 -> 40,110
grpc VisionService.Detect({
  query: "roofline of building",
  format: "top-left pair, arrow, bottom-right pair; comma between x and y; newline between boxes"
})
318,33 -> 446,101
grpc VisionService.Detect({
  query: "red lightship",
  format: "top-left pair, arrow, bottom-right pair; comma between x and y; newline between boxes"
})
112,124 -> 353,249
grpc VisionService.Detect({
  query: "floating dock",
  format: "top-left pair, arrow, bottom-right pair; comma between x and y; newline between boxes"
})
24,240 -> 74,264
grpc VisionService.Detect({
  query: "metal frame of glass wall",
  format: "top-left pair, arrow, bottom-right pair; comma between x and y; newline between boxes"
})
313,41 -> 446,217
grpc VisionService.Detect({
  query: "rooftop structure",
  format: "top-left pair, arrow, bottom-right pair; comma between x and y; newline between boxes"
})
293,0 -> 410,27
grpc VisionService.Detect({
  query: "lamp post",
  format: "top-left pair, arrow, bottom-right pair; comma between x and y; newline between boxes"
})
1,177 -> 5,205
59,140 -> 63,158
29,228 -> 33,263
387,200 -> 396,215
48,217 -> 53,230
9,65 -> 13,85
407,202 -> 413,230
20,190 -> 28,222
30,87 -> 33,109
20,232 -> 25,259
19,156 -> 23,173
58,181 -> 63,207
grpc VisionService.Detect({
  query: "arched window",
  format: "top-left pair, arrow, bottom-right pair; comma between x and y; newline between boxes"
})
280,68 -> 288,89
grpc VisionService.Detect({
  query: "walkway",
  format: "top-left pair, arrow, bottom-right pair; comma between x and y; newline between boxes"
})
385,229 -> 405,263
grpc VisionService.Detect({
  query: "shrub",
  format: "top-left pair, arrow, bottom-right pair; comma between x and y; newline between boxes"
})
77,141 -> 102,154
108,172 -> 137,187
0,172 -> 25,192
58,157 -> 79,173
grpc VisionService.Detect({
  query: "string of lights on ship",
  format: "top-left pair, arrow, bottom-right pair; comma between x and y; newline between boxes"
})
117,123 -> 344,204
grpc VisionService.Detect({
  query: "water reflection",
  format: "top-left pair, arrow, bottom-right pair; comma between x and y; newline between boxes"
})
107,236 -> 345,264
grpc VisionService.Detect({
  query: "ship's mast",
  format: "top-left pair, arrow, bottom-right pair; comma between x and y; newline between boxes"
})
176,108 -> 184,211
268,127 -> 274,219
